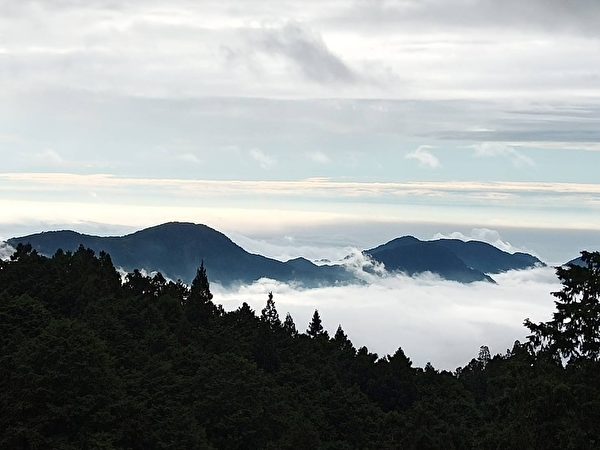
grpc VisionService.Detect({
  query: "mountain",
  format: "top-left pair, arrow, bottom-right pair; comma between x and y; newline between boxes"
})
565,256 -> 587,267
8,223 -> 545,286
431,239 -> 544,273
365,236 -> 543,283
7,222 -> 352,287
365,238 -> 493,283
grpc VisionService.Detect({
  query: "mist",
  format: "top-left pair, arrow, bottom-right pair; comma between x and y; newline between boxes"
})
213,267 -> 560,370
0,242 -> 15,261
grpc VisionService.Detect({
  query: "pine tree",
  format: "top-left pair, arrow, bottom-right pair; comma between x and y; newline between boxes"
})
189,261 -> 213,302
525,251 -> 600,361
307,309 -> 326,338
124,269 -> 153,296
235,302 -> 256,321
333,325 -> 354,353
260,292 -> 281,329
185,261 -> 217,326
283,313 -> 298,337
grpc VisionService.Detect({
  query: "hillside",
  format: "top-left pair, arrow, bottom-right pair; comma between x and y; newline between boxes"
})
366,236 -> 543,283
8,222 -> 351,287
1,244 -> 599,448
365,237 -> 493,283
8,223 -> 545,285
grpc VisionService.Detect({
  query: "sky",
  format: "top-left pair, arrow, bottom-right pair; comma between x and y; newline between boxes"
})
1,1 -> 600,253
1,0 -> 599,366
1,0 -> 599,262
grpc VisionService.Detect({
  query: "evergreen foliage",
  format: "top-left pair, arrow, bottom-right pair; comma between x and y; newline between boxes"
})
185,261 -> 217,326
307,309 -> 326,338
283,312 -> 298,337
260,292 -> 281,329
1,246 -> 600,448
526,251 -> 600,362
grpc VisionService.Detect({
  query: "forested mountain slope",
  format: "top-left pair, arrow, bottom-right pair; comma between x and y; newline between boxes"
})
1,245 -> 599,449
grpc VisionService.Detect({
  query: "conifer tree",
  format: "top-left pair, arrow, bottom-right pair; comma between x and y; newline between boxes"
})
185,261 -> 217,325
333,325 -> 355,353
189,261 -> 213,302
307,309 -> 326,338
260,292 -> 281,329
124,269 -> 153,296
283,313 -> 298,337
236,302 -> 256,321
525,251 -> 600,361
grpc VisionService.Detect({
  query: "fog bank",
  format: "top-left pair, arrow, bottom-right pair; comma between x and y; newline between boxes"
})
214,267 -> 560,369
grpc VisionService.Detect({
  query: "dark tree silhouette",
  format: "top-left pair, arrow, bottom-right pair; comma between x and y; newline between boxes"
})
2,244 -> 600,449
307,309 -> 326,338
185,261 -> 217,325
333,325 -> 355,353
525,251 -> 600,361
283,313 -> 298,337
478,345 -> 491,368
260,292 -> 281,329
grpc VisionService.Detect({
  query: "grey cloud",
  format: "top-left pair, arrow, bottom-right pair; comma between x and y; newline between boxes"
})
334,0 -> 600,36
2,0 -> 599,100
251,23 -> 356,83
423,101 -> 600,145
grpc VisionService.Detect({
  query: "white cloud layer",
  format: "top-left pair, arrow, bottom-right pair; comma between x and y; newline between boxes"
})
473,142 -> 535,168
405,146 -> 441,169
250,148 -> 276,169
433,228 -> 530,255
214,266 -> 561,369
1,173 -> 599,259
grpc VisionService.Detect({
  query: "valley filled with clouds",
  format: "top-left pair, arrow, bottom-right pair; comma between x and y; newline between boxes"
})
215,266 -> 560,369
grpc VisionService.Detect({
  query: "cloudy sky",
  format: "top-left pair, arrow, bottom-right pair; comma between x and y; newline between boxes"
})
1,0 -> 600,262
3,0 -> 600,367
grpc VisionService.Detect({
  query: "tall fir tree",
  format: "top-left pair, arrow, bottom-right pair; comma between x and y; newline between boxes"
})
260,292 -> 281,329
333,325 -> 355,353
307,309 -> 326,338
525,251 -> 600,361
283,313 -> 298,337
185,261 -> 217,326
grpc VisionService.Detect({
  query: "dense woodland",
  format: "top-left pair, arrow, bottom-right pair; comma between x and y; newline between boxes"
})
1,244 -> 600,449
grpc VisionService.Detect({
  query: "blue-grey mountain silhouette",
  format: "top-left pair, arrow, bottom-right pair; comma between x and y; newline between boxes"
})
365,236 -> 543,283
9,223 -> 545,285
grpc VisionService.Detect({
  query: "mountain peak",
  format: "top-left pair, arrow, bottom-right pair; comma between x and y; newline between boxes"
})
8,223 -> 544,286
8,223 -> 353,287
366,235 -> 544,282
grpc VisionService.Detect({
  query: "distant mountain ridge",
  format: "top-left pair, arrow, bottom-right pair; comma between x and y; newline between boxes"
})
8,222 -> 545,285
565,256 -> 585,267
365,236 -> 544,283
7,223 -> 351,287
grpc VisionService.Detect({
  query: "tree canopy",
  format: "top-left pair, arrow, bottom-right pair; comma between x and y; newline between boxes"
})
526,251 -> 600,362
1,245 -> 600,448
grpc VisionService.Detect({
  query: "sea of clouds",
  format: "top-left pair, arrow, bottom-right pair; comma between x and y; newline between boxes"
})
214,266 -> 560,370
1,233 -> 563,370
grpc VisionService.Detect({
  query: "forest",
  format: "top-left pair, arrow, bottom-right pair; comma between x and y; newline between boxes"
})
1,244 -> 600,449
